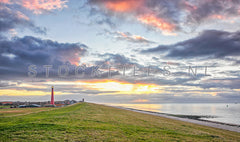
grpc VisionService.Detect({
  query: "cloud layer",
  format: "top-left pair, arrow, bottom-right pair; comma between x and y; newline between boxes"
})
0,36 -> 88,79
142,30 -> 240,59
0,4 -> 46,35
88,0 -> 240,34
0,0 -> 68,14
101,30 -> 156,44
0,0 -> 240,103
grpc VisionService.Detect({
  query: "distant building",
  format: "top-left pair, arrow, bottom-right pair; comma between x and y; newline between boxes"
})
64,100 -> 70,105
1,102 -> 13,105
70,100 -> 77,104
19,104 -> 40,108
44,104 -> 55,107
55,104 -> 65,107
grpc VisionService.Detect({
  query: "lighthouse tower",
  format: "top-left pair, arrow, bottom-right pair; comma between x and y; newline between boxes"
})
51,86 -> 54,105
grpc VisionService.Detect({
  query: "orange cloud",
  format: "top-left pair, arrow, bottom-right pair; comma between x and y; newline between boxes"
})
9,29 -> 17,37
109,104 -> 162,111
119,32 -> 128,38
0,0 -> 10,4
183,1 -> 197,12
1,0 -> 68,14
72,57 -> 81,66
67,56 -> 81,66
137,14 -> 176,33
105,0 -> 142,12
115,31 -> 155,44
78,79 -> 163,95
16,11 -> 30,20
134,35 -> 145,40
97,0 -> 177,34
0,89 -> 65,96
45,79 -> 163,95
211,14 -> 226,20
22,0 -> 68,14
131,99 -> 149,103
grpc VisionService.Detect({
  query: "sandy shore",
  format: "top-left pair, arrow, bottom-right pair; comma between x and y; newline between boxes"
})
111,106 -> 240,133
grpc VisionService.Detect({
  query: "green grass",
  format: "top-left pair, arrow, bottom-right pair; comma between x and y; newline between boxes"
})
0,107 -> 55,117
0,106 -> 11,109
0,103 -> 239,141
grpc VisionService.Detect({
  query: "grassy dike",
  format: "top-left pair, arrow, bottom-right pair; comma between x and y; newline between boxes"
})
0,103 -> 239,141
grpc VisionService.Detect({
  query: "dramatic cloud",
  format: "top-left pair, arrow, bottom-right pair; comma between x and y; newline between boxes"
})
0,0 -> 68,14
103,0 -> 142,12
88,0 -> 180,34
142,30 -> 240,59
0,0 -> 11,4
22,0 -> 68,14
101,30 -> 156,44
0,0 -> 68,36
95,53 -> 141,70
186,0 -> 240,23
0,5 -> 46,34
137,14 -> 177,35
1,0 -> 240,103
87,0 -> 240,34
0,36 -> 88,79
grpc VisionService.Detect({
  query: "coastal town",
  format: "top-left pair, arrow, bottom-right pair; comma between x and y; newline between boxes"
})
0,99 -> 80,108
0,86 -> 84,108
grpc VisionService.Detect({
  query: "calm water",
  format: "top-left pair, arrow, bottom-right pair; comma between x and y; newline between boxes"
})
105,103 -> 240,125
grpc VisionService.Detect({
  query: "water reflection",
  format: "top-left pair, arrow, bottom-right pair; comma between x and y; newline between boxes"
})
105,103 -> 240,125
108,103 -> 163,112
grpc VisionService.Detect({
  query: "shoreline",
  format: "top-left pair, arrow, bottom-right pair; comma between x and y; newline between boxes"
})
1,103 -> 240,141
107,105 -> 240,133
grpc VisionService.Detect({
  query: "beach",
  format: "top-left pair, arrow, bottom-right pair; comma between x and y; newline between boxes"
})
113,106 -> 240,133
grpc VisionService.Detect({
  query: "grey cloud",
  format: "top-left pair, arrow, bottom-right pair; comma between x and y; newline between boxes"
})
199,78 -> 240,89
97,53 -> 135,66
101,29 -> 156,44
0,5 -> 46,35
0,36 -> 88,79
87,0 -> 182,31
224,57 -> 240,65
0,81 -> 17,87
217,93 -> 240,100
87,0 -> 240,33
187,0 -> 240,24
142,30 -> 240,59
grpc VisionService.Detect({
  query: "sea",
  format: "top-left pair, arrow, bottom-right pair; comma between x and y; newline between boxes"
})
104,103 -> 240,125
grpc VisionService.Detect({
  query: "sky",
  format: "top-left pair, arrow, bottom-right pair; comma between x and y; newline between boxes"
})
0,0 -> 240,103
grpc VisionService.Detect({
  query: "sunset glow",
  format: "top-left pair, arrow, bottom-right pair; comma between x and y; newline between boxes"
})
22,0 -> 68,14
94,82 -> 162,95
211,14 -> 226,20
0,89 -> 65,96
131,99 -> 149,103
1,0 -> 240,104
45,79 -> 162,95
105,0 -> 141,12
1,1 -> 240,139
138,14 -> 176,32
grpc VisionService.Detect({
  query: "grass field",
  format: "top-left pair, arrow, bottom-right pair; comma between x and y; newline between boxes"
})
0,106 -> 10,109
0,107 -> 55,117
0,103 -> 239,141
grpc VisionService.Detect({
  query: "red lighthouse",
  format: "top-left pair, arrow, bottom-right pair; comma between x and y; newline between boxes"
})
51,86 -> 54,105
